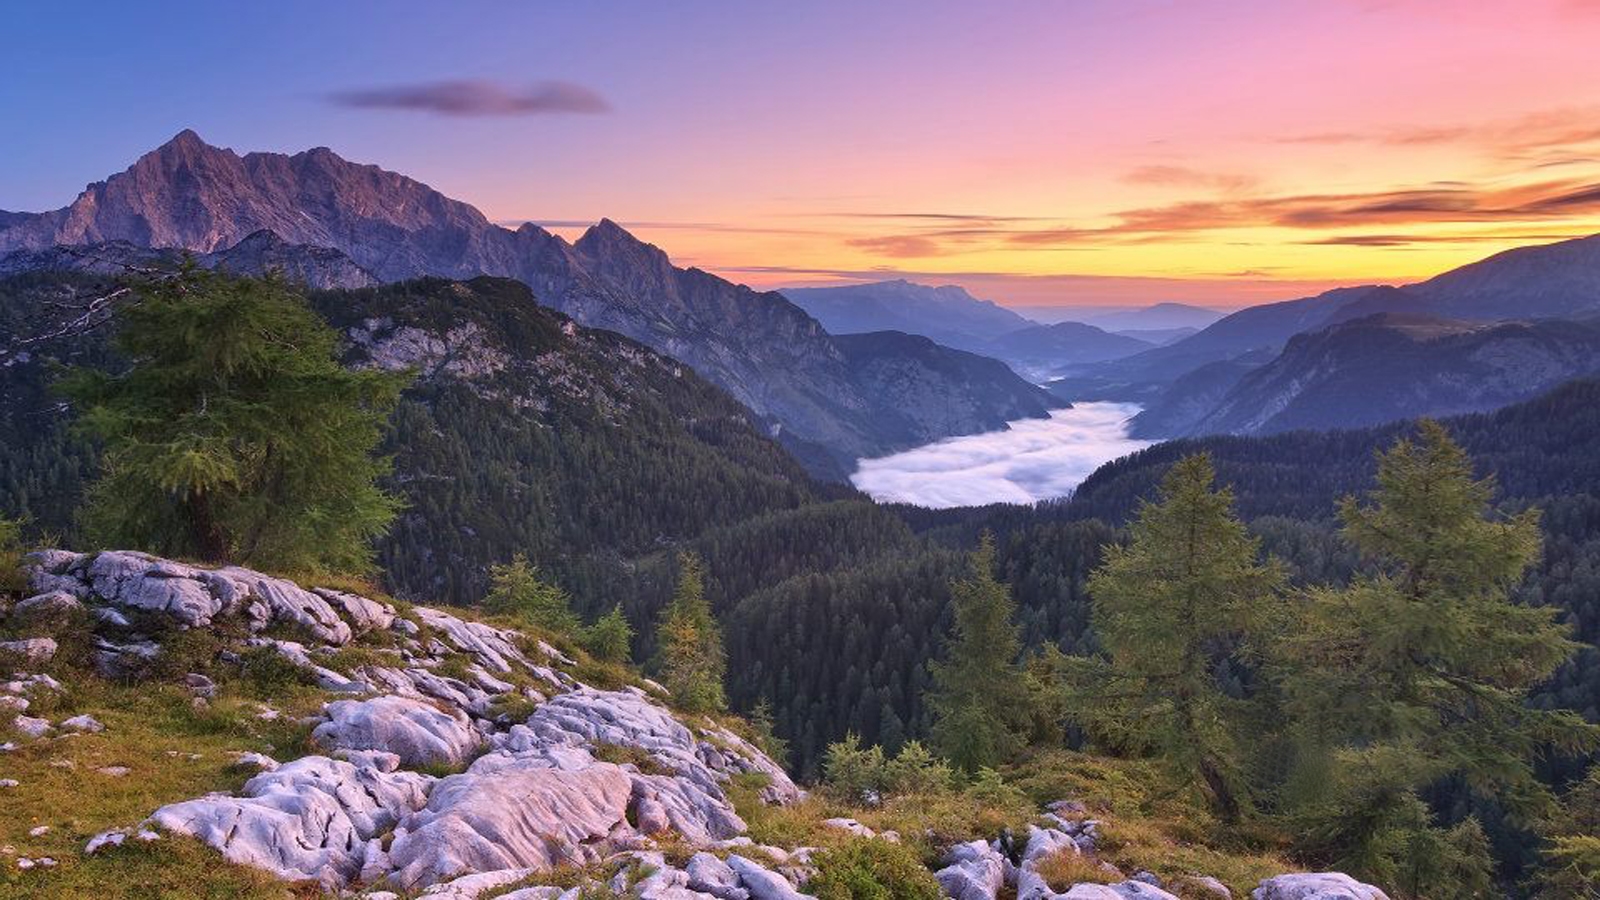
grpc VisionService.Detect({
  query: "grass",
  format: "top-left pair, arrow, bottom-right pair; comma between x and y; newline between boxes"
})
1035,849 -> 1117,890
1001,749 -> 1293,897
0,676 -> 325,899
592,741 -> 674,777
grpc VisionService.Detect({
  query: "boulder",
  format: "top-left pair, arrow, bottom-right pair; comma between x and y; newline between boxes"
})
12,715 -> 51,738
0,638 -> 56,665
149,755 -> 433,889
385,763 -> 636,889
13,592 -> 82,616
936,839 -> 1008,900
313,695 -> 481,769
687,852 -> 751,900
1061,885 -> 1181,900
1251,874 -> 1390,900
60,714 -> 106,733
726,855 -> 813,900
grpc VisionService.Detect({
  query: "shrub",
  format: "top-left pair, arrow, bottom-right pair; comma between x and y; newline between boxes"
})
807,838 -> 943,900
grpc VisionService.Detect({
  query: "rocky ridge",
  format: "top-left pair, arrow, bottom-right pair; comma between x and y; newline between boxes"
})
4,551 -> 1394,900
13,550 -> 803,894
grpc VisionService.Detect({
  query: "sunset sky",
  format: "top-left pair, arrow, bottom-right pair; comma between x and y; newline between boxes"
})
5,0 -> 1600,309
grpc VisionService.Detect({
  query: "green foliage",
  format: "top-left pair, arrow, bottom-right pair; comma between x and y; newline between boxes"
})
1533,835 -> 1600,898
583,603 -> 634,663
822,733 -> 953,802
806,838 -> 943,900
747,697 -> 790,765
654,552 -> 727,712
1279,422 -> 1599,889
57,269 -> 406,572
0,516 -> 26,594
1069,454 -> 1285,821
483,553 -> 580,636
1288,426 -> 1595,784
927,533 -> 1028,773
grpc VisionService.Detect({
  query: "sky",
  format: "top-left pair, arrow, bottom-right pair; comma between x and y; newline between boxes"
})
4,1 -> 1600,309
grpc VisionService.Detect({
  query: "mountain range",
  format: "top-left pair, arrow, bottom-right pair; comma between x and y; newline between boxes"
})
783,279 -> 1161,378
0,131 -> 1058,476
1131,312 -> 1600,437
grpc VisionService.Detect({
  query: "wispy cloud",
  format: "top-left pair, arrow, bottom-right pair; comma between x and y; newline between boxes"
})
845,235 -> 943,258
1120,165 -> 1257,192
1275,106 -> 1600,160
830,178 -> 1600,257
329,79 -> 610,116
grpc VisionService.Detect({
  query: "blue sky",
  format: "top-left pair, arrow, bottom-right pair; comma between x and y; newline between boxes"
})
6,2 -> 1599,308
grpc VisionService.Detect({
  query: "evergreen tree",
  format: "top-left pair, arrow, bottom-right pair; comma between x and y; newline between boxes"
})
1281,421 -> 1600,887
584,603 -> 634,663
654,551 -> 727,712
483,553 -> 581,636
58,269 -> 406,572
927,533 -> 1027,774
1068,454 -> 1285,821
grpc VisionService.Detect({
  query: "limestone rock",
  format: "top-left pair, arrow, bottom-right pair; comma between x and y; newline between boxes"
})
726,855 -> 812,900
60,714 -> 106,733
149,755 -> 432,889
687,852 -> 751,900
1251,874 -> 1390,900
936,840 -> 1008,900
0,638 -> 56,665
12,715 -> 51,738
13,592 -> 82,617
1060,884 -> 1181,900
385,763 -> 636,889
313,695 -> 481,770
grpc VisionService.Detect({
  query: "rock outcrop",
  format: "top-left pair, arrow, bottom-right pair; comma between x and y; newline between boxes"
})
20,550 -> 803,894
1251,873 -> 1391,900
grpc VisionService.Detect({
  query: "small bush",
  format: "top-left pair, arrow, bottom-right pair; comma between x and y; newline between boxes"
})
807,838 -> 943,900
236,645 -> 317,697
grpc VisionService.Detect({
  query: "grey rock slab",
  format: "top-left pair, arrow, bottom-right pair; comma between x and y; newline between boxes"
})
313,695 -> 481,769
0,638 -> 56,665
1251,874 -> 1391,900
385,762 -> 636,890
726,855 -> 813,900
149,755 -> 432,889
936,839 -> 1007,900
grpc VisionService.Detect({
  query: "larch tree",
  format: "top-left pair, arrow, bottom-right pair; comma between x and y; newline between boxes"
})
59,268 -> 407,573
927,532 -> 1028,774
1280,421 -> 1600,892
654,551 -> 727,712
1068,453 -> 1285,822
483,553 -> 580,637
584,604 -> 635,663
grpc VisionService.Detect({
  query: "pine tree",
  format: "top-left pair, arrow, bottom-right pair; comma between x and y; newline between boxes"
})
927,532 -> 1027,774
654,551 -> 726,712
483,553 -> 580,636
1069,453 -> 1284,821
584,603 -> 634,663
1281,421 -> 1600,887
58,269 -> 406,572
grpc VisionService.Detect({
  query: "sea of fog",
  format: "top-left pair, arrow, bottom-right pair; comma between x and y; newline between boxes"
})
850,402 -> 1150,509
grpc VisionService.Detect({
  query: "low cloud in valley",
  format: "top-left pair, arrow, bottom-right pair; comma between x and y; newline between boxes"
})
850,403 -> 1149,508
